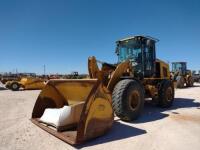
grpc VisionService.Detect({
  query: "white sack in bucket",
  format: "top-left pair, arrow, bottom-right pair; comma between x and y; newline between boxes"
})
39,102 -> 84,130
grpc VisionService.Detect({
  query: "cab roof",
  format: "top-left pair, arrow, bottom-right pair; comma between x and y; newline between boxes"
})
172,62 -> 187,64
116,35 -> 159,43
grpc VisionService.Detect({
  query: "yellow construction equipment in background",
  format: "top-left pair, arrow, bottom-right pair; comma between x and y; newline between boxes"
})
171,62 -> 194,88
6,77 -> 46,91
31,35 -> 174,144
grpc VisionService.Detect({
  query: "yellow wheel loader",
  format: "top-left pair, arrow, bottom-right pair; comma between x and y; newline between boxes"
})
88,36 -> 174,121
6,77 -> 46,91
171,62 -> 194,88
31,35 -> 174,144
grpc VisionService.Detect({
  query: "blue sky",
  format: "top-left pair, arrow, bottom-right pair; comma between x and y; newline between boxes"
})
0,0 -> 200,74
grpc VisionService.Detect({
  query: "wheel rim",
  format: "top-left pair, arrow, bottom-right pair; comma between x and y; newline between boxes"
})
12,84 -> 18,89
166,87 -> 173,102
129,90 -> 140,111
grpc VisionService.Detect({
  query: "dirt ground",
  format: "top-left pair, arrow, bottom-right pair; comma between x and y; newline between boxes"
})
0,83 -> 200,150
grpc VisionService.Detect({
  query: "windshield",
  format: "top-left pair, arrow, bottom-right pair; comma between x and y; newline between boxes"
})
172,63 -> 186,72
172,62 -> 186,75
117,39 -> 142,63
116,39 -> 142,74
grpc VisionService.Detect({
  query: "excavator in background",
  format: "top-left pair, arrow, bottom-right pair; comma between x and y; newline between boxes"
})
171,62 -> 194,88
31,35 -> 174,144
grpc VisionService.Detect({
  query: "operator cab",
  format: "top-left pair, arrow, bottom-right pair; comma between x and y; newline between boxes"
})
172,62 -> 187,76
116,35 -> 157,78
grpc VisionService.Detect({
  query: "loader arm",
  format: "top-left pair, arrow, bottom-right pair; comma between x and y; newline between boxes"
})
88,56 -> 103,80
88,56 -> 132,92
107,60 -> 132,92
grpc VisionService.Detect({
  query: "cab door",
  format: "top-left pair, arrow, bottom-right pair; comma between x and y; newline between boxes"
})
143,40 -> 156,77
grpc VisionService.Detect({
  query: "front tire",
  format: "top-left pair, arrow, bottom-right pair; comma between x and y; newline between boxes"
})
176,76 -> 185,88
158,80 -> 174,108
186,76 -> 194,87
112,79 -> 144,122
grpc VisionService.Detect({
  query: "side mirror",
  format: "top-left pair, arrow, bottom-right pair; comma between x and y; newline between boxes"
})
115,44 -> 119,55
115,48 -> 119,55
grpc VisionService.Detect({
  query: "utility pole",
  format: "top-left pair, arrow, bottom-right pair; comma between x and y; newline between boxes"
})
43,65 -> 46,76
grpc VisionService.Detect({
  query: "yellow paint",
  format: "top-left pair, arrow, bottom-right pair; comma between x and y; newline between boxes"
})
107,61 -> 131,91
55,82 -> 93,104
42,80 -> 98,105
84,98 -> 113,135
156,59 -> 170,79
20,77 -> 46,90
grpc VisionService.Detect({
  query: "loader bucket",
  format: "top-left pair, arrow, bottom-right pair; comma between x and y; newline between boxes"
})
31,79 -> 113,145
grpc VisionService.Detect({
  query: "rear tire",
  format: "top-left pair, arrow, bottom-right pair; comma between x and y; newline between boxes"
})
186,76 -> 194,87
176,76 -> 185,88
158,80 -> 174,108
11,82 -> 20,91
112,79 -> 144,122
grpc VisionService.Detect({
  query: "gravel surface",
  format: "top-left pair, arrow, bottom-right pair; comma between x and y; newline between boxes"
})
0,84 -> 200,150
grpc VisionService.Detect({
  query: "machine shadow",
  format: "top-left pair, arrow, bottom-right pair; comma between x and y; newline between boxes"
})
75,121 -> 146,149
0,87 -> 8,91
192,84 -> 200,87
9,89 -> 41,92
134,97 -> 200,124
76,97 -> 200,148
181,85 -> 200,89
